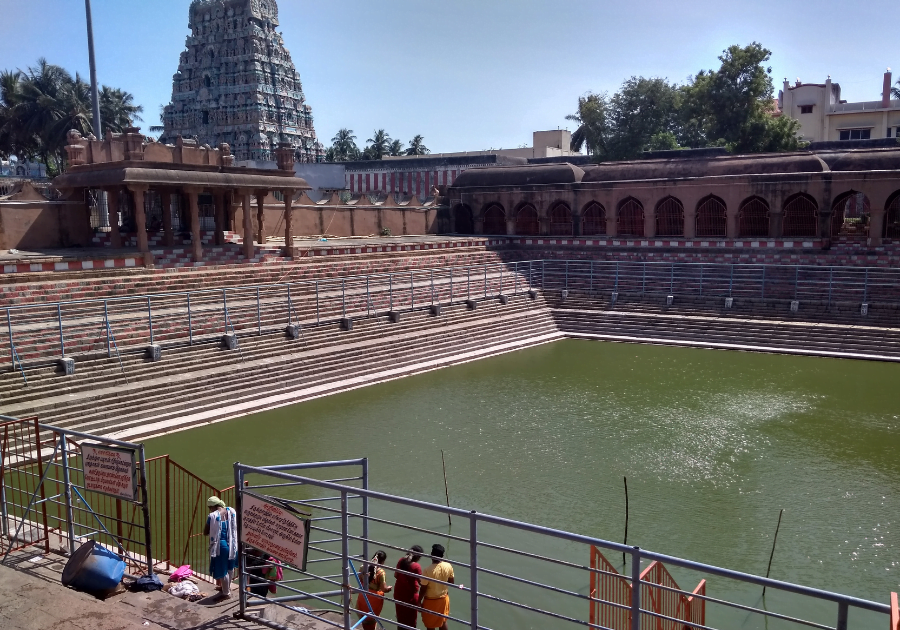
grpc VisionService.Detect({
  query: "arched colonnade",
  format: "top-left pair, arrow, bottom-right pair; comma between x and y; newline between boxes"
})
451,188 -> 900,240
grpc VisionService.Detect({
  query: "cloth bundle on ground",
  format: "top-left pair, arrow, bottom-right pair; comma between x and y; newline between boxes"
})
168,580 -> 199,598
133,574 -> 163,592
168,565 -> 193,582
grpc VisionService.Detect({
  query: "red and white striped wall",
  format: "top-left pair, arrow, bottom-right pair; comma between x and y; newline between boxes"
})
347,168 -> 462,197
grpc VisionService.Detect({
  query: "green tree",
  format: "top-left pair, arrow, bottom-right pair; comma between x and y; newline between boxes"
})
606,77 -> 680,160
0,58 -> 143,173
388,139 -> 404,156
891,79 -> 900,100
681,43 -> 802,153
365,129 -> 391,160
328,128 -> 358,161
567,92 -> 609,156
405,134 -> 429,156
100,86 -> 143,133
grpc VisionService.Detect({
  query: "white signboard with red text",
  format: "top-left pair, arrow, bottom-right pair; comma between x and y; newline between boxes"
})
240,493 -> 311,571
81,444 -> 138,501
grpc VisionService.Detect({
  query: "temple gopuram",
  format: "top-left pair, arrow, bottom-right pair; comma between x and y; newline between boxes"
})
159,0 -> 323,164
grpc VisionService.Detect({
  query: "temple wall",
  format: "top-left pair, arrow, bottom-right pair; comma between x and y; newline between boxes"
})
0,201 -> 93,250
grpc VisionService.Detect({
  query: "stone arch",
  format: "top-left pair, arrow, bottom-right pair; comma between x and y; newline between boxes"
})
830,190 -> 871,237
782,193 -> 818,238
581,202 -> 606,236
453,204 -> 474,235
738,196 -> 770,238
885,191 -> 900,239
617,197 -> 644,237
655,196 -> 684,237
548,202 -> 573,236
695,195 -> 727,238
515,204 -> 540,236
482,203 -> 506,235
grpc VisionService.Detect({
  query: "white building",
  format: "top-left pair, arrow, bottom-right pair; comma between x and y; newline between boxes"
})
779,70 -> 900,143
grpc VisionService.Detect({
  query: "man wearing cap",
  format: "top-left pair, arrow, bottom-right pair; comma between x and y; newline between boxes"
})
418,544 -> 455,630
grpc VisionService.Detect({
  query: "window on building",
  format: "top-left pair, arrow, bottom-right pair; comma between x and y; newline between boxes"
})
799,105 -> 814,114
839,128 -> 871,141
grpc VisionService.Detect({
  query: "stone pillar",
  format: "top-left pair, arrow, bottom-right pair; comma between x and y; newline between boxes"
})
683,206 -> 697,239
283,189 -> 295,257
160,190 -> 174,247
869,208 -> 885,247
725,206 -> 739,239
474,216 -> 484,234
185,188 -> 203,262
106,188 -> 122,248
606,204 -> 617,237
213,191 -> 226,246
769,211 -> 784,239
506,217 -> 516,236
255,190 -> 267,244
644,206 -> 656,239
242,192 -> 254,259
129,186 -> 150,253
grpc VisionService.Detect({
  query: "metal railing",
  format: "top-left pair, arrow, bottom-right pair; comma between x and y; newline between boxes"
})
0,260 -> 541,371
0,415 -> 153,576
233,459 -> 890,630
537,260 -> 900,305
3,259 -> 899,374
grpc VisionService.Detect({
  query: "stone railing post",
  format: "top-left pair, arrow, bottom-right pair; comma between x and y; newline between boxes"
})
241,191 -> 254,259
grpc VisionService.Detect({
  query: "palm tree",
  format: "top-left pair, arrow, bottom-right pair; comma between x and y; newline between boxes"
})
892,79 -> 900,101
405,134 -> 429,156
99,86 -> 143,133
365,129 -> 391,160
15,59 -> 92,174
388,139 -> 404,156
329,128 -> 358,161
566,93 -> 609,157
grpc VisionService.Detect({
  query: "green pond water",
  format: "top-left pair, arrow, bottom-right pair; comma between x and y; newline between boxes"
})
145,340 -> 900,629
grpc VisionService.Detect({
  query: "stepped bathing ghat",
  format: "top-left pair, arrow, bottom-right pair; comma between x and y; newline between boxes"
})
3,143 -> 900,630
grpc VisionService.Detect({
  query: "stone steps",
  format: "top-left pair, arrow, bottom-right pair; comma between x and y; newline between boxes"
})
1,296 -> 558,441
0,296 -> 532,400
553,309 -> 900,358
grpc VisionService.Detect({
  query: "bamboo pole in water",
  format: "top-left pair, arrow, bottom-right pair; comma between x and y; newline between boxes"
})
441,450 -> 451,527
762,509 -> 784,597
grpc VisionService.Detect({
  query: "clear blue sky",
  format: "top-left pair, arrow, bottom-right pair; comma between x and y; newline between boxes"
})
2,0 -> 899,153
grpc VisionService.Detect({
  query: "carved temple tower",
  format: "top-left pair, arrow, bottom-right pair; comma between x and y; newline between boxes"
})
160,0 -> 323,163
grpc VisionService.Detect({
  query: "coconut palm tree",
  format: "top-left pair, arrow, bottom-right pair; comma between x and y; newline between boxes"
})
329,128 -> 358,161
365,129 -> 391,160
405,134 -> 429,156
388,139 -> 404,156
100,86 -> 143,133
892,79 -> 900,100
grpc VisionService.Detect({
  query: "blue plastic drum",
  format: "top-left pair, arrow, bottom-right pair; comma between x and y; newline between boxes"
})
61,540 -> 125,592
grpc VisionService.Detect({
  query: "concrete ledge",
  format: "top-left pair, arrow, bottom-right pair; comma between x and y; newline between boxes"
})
564,331 -> 900,363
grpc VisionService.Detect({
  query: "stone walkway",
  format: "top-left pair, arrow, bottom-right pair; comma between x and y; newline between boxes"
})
0,549 -> 339,630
